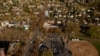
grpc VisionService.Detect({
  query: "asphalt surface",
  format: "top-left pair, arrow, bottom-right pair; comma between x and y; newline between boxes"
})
24,32 -> 72,56
44,34 -> 72,56
24,28 -> 40,56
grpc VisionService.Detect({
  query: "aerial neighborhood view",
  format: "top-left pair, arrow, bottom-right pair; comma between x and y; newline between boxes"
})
0,0 -> 100,56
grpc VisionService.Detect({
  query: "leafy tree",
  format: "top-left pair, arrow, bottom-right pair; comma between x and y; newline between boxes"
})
41,49 -> 53,56
88,25 -> 100,39
23,4 -> 30,13
48,28 -> 62,33
65,20 -> 80,38
8,7 -> 12,12
29,38 -> 40,56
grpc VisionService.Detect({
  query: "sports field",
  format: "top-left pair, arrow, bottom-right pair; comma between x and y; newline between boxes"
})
68,41 -> 98,56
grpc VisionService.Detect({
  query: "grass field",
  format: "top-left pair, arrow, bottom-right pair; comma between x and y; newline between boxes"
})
91,41 -> 100,56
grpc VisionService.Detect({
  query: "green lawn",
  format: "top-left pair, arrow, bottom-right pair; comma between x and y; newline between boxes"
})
91,41 -> 100,56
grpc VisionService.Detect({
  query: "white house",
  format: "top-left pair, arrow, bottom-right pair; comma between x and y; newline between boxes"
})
23,24 -> 30,30
43,21 -> 58,31
45,10 -> 49,17
8,24 -> 15,27
1,21 -> 9,27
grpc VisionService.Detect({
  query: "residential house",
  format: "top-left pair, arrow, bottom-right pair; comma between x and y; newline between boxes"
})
23,24 -> 30,30
1,21 -> 9,27
7,21 -> 18,27
43,20 -> 63,31
45,10 -> 49,17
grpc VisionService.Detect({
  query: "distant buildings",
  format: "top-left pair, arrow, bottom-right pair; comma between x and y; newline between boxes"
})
76,0 -> 99,6
65,0 -> 99,6
1,20 -> 30,30
43,21 -> 58,31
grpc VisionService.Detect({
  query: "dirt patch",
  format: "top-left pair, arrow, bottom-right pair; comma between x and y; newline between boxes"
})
68,41 -> 98,56
0,27 -> 30,41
